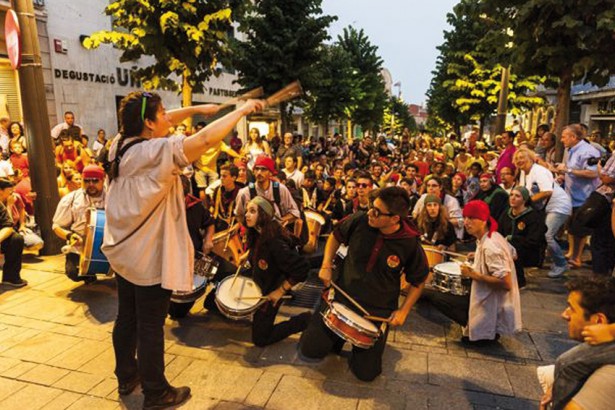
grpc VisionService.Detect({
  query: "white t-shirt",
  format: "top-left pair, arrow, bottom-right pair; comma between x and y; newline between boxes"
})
0,159 -> 14,178
519,164 -> 572,215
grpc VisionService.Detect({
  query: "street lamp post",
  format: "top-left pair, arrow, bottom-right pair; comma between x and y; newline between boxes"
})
494,65 -> 510,136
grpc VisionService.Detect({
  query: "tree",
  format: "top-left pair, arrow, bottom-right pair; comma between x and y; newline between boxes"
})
232,0 -> 336,132
303,44 -> 362,134
337,27 -> 388,132
84,0 -> 235,128
382,96 -> 416,136
480,0 -> 615,159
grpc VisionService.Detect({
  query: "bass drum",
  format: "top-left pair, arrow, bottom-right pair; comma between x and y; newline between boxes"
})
80,208 -> 112,276
212,224 -> 244,267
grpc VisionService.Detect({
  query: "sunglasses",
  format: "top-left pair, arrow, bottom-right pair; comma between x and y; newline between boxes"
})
84,178 -> 101,184
357,183 -> 371,188
140,92 -> 153,121
369,205 -> 394,218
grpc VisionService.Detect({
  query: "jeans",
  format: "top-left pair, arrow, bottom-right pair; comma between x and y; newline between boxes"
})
545,212 -> 569,268
112,274 -> 172,398
552,342 -> 615,410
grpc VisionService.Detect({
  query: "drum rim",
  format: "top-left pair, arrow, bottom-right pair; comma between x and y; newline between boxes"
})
329,302 -> 380,335
215,275 -> 262,313
433,261 -> 462,275
322,312 -> 377,348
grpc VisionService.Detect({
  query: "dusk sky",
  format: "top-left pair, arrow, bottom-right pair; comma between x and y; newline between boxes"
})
321,0 -> 459,106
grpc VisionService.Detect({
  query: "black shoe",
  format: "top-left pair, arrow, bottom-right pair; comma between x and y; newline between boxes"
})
2,279 -> 28,288
460,335 -> 500,347
143,386 -> 191,410
118,376 -> 140,395
83,276 -> 97,285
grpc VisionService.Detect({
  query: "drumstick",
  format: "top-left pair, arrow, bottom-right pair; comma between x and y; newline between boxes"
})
235,295 -> 292,301
223,219 -> 235,252
440,250 -> 468,259
230,250 -> 250,288
218,87 -> 265,110
330,282 -> 371,317
265,81 -> 303,107
364,315 -> 391,323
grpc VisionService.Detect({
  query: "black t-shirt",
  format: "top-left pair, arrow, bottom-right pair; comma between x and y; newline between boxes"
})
333,212 -> 429,316
250,235 -> 309,294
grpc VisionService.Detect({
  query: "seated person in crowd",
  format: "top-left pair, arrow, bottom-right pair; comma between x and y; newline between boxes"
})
423,200 -> 522,345
52,165 -> 106,283
416,194 -> 457,251
473,173 -> 509,221
412,176 -> 464,239
538,276 -> 615,410
497,186 -> 546,289
0,178 -> 26,288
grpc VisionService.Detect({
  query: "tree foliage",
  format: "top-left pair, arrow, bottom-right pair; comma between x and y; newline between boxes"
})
336,27 -> 388,131
382,97 -> 416,135
232,0 -> 336,132
84,0 -> 234,96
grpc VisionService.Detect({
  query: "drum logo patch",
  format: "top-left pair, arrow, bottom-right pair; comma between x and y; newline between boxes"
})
258,259 -> 268,270
517,222 -> 526,231
387,254 -> 400,268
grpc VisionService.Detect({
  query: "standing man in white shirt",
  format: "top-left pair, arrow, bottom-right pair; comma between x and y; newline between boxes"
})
51,111 -> 82,145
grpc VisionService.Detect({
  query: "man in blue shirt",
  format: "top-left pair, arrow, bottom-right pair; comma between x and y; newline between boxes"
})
555,124 -> 600,268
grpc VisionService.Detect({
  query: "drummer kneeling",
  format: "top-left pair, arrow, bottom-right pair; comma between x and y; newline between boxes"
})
424,200 -> 522,346
52,165 -> 106,283
243,197 -> 312,347
299,187 -> 429,382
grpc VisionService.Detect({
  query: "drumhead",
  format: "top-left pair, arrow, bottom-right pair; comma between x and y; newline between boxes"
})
331,302 -> 378,333
434,261 -> 461,276
216,276 -> 262,312
305,210 -> 326,225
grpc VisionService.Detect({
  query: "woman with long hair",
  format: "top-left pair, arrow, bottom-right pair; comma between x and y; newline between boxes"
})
244,196 -> 311,347
7,121 -> 27,151
241,127 -> 271,170
102,90 -> 264,409
57,160 -> 77,189
416,194 -> 457,251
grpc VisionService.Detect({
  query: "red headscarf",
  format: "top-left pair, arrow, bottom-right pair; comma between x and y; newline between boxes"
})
462,200 -> 498,237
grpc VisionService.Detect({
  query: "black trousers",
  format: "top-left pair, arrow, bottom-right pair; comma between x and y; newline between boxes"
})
299,301 -> 389,382
422,288 -> 470,327
1,232 -> 24,283
251,301 -> 309,347
590,210 -> 615,275
112,274 -> 172,398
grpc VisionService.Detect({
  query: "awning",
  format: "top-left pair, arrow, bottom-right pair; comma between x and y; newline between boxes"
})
590,115 -> 615,121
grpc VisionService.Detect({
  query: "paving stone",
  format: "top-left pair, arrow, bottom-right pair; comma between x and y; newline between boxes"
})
356,387 -> 406,410
244,371 -> 282,407
2,361 -> 38,378
88,377 -> 120,398
1,294 -> 87,326
18,364 -> 70,386
0,384 -> 63,409
466,390 -> 540,410
0,376 -> 27,401
177,396 -> 218,410
505,363 -> 543,400
52,371 -> 105,394
77,346 -> 116,375
166,343 -> 222,362
0,356 -> 21,373
0,327 -> 41,353
165,355 -> 195,382
522,307 -> 568,334
66,395 -> 118,410
529,333 -> 579,363
393,313 -> 447,348
465,332 -> 541,362
172,360 -> 263,402
40,391 -> 82,410
382,347 -> 428,384
266,375 -> 359,410
215,401 -> 259,410
259,336 -> 300,363
428,353 -> 514,396
2,332 -> 79,363
46,339 -> 111,370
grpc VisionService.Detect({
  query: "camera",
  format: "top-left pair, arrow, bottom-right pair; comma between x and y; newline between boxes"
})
587,155 -> 608,167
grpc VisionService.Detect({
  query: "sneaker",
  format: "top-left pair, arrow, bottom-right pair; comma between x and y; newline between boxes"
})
143,386 -> 191,410
548,264 -> 568,278
2,279 -> 28,288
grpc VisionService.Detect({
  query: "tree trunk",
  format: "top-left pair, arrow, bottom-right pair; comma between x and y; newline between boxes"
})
181,69 -> 193,130
554,68 -> 572,162
280,101 -> 292,134
494,65 -> 510,136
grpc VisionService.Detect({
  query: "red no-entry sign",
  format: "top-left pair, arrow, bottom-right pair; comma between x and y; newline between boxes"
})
5,9 -> 22,70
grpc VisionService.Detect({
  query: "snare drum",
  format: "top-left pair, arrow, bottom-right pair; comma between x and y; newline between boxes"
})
303,210 -> 325,254
431,262 -> 471,296
322,302 -> 380,349
212,224 -> 244,266
80,209 -> 112,276
215,275 -> 263,320
171,274 -> 208,303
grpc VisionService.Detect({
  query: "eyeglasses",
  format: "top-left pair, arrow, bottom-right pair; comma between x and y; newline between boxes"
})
357,183 -> 371,188
84,178 -> 101,184
253,166 -> 269,172
426,183 -> 440,188
369,205 -> 394,218
140,92 -> 153,121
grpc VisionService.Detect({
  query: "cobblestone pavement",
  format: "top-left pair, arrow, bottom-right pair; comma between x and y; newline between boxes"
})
0,254 -> 592,409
